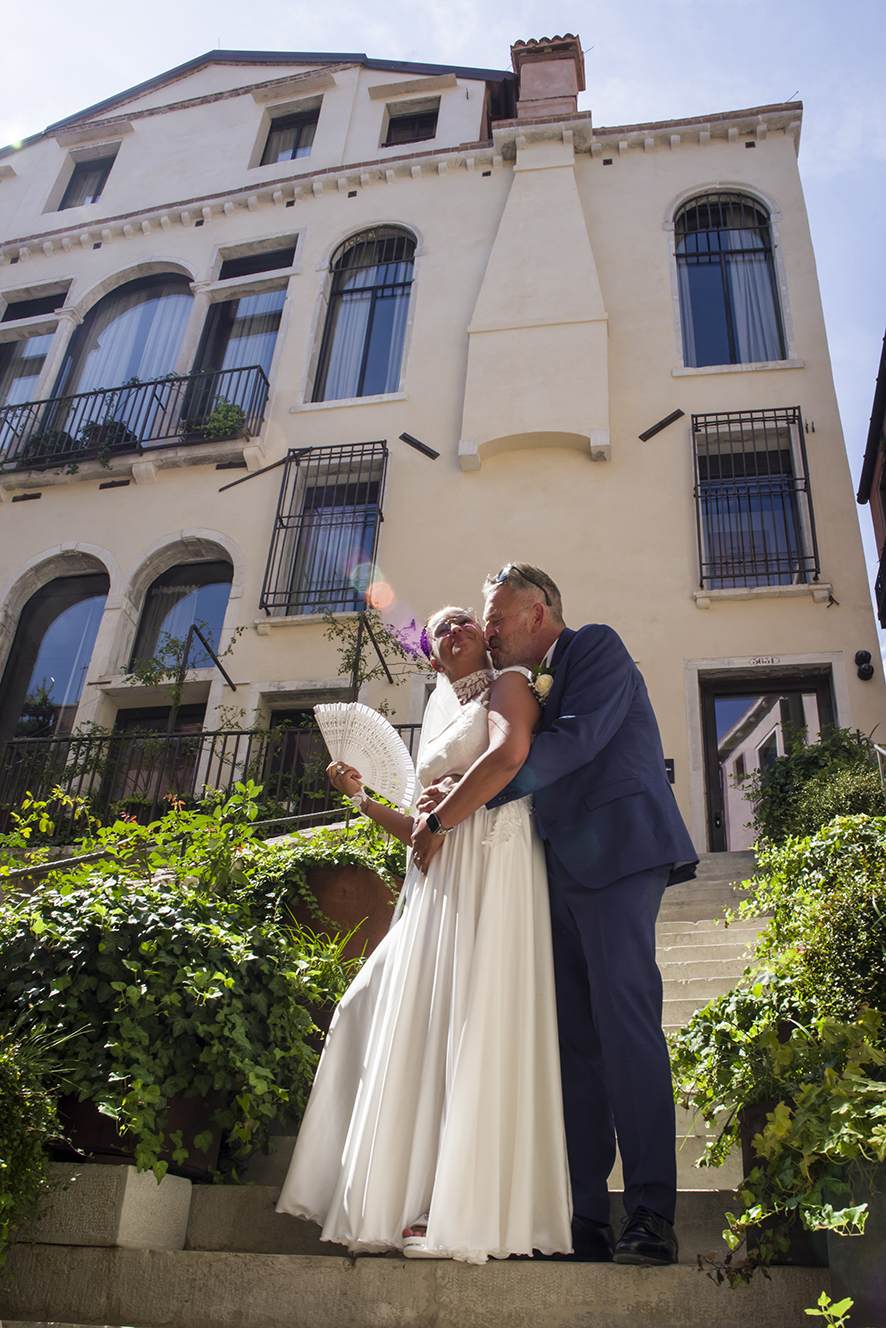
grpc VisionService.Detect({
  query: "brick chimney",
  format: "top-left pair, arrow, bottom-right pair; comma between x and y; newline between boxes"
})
510,34 -> 585,119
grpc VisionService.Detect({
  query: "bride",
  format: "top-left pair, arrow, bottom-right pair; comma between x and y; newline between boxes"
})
275,606 -> 572,1263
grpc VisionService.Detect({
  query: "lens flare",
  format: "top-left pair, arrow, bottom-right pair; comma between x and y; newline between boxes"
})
367,581 -> 395,610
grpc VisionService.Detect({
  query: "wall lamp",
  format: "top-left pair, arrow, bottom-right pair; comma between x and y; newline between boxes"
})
856,649 -> 875,681
399,432 -> 439,460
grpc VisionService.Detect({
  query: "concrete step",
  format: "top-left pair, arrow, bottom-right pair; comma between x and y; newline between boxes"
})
0,1244 -> 830,1328
657,940 -> 758,964
660,956 -> 756,980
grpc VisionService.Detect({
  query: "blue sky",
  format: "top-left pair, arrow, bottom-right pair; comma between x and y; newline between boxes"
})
4,0 -> 885,644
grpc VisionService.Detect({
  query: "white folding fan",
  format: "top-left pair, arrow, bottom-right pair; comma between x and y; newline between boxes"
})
314,702 -> 417,811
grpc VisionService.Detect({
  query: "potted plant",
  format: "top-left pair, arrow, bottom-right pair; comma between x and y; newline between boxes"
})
0,783 -> 360,1182
18,426 -> 75,469
184,398 -> 247,442
78,415 -> 137,468
247,818 -> 406,962
670,814 -> 886,1286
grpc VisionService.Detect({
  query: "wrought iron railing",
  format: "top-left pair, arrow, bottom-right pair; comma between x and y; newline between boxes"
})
0,723 -> 422,843
0,364 -> 270,473
692,406 -> 820,589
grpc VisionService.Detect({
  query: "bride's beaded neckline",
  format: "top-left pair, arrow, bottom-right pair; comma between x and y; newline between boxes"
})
450,668 -> 496,705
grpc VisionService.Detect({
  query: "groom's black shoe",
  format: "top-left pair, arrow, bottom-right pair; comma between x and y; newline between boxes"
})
613,1206 -> 678,1266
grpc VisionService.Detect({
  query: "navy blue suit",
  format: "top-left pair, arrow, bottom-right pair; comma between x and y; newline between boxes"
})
487,624 -> 697,1225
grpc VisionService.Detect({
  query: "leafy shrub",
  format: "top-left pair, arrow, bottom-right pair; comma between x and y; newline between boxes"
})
743,727 -> 884,843
670,815 -> 886,1278
0,784 -> 365,1180
0,1026 -> 61,1275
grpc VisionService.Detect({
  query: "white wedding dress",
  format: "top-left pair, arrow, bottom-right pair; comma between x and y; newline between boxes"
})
276,670 -> 572,1263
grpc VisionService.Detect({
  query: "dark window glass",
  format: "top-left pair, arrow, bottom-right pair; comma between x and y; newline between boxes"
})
676,193 -> 784,368
2,294 -> 64,322
130,561 -> 233,668
59,158 -> 113,210
692,407 -> 817,589
0,572 -> 109,741
0,333 -> 54,407
313,227 -> 415,402
261,111 -> 319,165
195,290 -> 285,379
385,109 -> 438,146
218,246 -> 296,280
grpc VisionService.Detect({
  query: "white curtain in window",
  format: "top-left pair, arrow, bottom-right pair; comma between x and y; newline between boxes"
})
218,291 -> 285,376
292,503 -> 374,607
66,283 -> 192,396
321,291 -> 372,402
676,265 -> 697,367
727,254 -> 781,365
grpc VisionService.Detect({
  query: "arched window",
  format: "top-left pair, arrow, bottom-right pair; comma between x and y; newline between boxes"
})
130,562 -> 233,668
56,274 -> 193,397
675,193 -> 784,368
313,227 -> 415,402
0,572 -> 109,742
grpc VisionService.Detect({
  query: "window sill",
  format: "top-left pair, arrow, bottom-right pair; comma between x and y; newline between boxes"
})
673,358 -> 803,377
290,391 -> 407,413
693,582 -> 832,609
254,610 -> 359,634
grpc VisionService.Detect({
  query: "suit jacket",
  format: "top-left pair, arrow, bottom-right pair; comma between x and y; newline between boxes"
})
486,624 -> 697,890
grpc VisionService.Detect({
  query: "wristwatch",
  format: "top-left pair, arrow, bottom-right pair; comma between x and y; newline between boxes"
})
426,812 -> 452,836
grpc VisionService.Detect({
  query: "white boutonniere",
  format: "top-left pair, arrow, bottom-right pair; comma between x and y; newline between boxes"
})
530,662 -> 555,706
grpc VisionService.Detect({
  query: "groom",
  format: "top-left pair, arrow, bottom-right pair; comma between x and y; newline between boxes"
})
482,564 -> 697,1265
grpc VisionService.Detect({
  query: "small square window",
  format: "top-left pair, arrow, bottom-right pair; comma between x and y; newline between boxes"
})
385,109 -> 438,147
261,110 -> 319,165
59,158 -> 113,210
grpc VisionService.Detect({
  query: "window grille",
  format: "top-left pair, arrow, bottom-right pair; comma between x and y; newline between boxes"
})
676,193 -> 784,368
692,407 -> 819,589
260,442 -> 388,616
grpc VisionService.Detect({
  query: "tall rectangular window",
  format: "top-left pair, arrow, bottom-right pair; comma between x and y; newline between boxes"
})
261,109 -> 319,165
59,158 -> 114,210
260,442 -> 387,616
692,407 -> 819,589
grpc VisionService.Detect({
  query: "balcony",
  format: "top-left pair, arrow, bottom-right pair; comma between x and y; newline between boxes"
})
0,722 -> 422,844
0,364 -> 270,474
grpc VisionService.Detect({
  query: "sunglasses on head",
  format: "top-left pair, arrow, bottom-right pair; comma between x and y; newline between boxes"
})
495,564 -> 551,607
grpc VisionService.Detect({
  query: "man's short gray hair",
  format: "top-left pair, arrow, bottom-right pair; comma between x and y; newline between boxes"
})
482,563 -> 564,625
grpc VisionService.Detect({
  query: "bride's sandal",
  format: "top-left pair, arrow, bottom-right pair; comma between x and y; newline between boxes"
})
402,1216 -> 451,1259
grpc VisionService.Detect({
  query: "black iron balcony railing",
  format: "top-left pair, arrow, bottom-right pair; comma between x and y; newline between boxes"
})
0,364 -> 270,474
0,723 -> 422,844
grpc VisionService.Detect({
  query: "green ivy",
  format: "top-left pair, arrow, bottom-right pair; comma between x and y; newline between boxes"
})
670,815 -> 886,1283
742,727 -> 885,843
0,784 -> 370,1181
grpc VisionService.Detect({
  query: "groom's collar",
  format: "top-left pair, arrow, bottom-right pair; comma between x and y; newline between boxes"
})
551,628 -> 575,670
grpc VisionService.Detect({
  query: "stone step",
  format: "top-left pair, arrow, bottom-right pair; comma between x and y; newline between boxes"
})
660,957 -> 756,981
0,1244 -> 829,1328
657,940 -> 758,964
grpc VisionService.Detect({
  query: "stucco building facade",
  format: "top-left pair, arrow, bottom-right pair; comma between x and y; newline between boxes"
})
0,36 -> 881,852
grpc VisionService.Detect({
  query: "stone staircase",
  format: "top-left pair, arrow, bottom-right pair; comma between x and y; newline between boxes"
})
0,851 -> 832,1327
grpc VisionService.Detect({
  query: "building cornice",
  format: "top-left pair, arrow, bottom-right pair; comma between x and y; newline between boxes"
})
0,102 -> 804,266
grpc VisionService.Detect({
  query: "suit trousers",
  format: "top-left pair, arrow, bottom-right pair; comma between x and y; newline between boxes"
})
545,854 -> 677,1226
